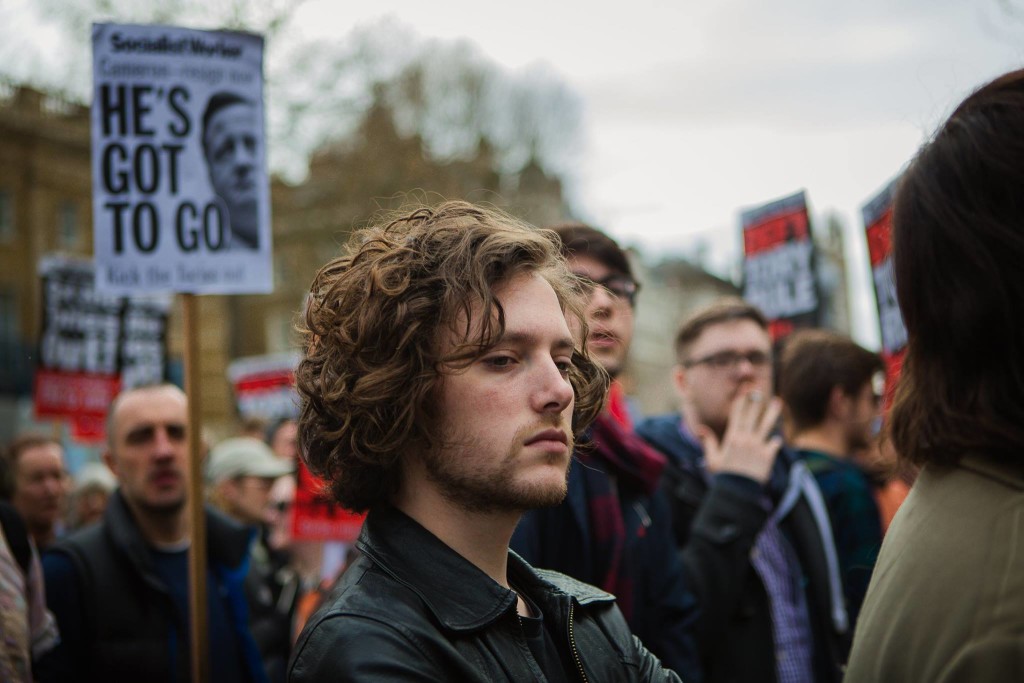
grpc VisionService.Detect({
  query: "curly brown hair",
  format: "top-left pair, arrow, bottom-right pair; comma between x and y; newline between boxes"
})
296,201 -> 609,512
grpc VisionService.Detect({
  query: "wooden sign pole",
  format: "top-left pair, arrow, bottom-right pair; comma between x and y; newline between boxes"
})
183,293 -> 210,683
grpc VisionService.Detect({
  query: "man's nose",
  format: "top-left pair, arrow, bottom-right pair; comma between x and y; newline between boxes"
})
152,426 -> 179,453
536,362 -> 574,415
44,476 -> 64,496
587,287 -> 614,319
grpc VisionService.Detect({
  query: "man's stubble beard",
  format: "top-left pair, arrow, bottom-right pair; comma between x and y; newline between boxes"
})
135,493 -> 188,518
423,422 -> 574,514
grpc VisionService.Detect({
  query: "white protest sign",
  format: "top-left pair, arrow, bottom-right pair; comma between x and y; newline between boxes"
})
92,23 -> 272,294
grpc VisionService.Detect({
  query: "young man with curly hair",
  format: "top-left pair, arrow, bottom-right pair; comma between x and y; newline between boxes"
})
288,201 -> 683,682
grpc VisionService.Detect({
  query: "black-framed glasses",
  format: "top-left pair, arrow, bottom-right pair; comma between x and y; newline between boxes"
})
573,273 -> 640,307
683,349 -> 772,372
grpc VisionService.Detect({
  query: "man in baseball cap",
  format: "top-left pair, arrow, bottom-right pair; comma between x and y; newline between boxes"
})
208,437 -> 293,528
208,436 -> 295,681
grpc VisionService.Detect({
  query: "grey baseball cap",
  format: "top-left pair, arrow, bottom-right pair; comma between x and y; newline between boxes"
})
206,437 -> 293,484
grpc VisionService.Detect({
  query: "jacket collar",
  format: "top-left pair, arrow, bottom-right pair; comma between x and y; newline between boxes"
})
959,452 -> 1024,490
357,506 -> 613,632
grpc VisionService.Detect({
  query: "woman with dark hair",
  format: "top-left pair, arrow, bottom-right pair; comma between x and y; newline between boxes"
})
845,69 -> 1024,682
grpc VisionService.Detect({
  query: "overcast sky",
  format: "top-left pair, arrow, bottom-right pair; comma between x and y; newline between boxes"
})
5,0 -> 1024,346
290,0 -> 1024,346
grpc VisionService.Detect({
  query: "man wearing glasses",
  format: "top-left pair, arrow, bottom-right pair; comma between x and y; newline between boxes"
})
512,223 -> 700,682
636,299 -> 848,683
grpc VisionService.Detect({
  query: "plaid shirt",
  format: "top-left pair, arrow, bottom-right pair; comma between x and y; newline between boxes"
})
677,422 -> 815,683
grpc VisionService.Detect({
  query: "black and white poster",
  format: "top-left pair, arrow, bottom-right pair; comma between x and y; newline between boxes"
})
91,22 -> 272,294
35,256 -> 170,422
740,190 -> 821,341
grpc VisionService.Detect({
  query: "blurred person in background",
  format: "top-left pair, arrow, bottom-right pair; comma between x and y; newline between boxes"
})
3,436 -> 67,551
239,416 -> 270,441
637,298 -> 849,683
0,499 -> 58,682
845,68 -> 1024,682
265,418 -> 298,461
66,463 -> 117,531
850,439 -> 913,534
37,384 -> 267,683
777,329 -> 885,627
207,437 -> 297,683
511,223 -> 700,681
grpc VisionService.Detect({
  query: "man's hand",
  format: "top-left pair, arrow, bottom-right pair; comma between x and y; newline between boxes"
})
693,390 -> 783,485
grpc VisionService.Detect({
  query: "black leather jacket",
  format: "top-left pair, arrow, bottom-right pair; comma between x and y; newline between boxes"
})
288,506 -> 682,682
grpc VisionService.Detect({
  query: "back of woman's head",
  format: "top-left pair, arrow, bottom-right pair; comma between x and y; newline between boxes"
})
890,68 -> 1024,467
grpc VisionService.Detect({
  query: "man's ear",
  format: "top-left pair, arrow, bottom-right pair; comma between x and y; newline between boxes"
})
827,385 -> 850,421
672,364 -> 689,398
102,449 -> 118,479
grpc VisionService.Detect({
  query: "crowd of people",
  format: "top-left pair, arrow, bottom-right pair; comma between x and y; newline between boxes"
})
1,67 -> 1022,682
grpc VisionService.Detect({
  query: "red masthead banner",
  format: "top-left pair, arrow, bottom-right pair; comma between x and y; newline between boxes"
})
741,190 -> 821,341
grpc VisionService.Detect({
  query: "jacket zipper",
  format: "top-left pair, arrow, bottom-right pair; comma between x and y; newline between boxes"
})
568,601 -> 589,683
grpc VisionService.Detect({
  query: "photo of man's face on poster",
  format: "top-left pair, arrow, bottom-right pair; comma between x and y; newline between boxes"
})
202,92 -> 261,250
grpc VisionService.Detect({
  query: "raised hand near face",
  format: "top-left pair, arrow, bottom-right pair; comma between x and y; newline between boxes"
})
691,389 -> 782,485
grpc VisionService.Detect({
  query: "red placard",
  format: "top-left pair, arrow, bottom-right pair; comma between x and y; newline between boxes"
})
292,460 -> 366,542
861,178 -> 907,411
34,368 -> 121,421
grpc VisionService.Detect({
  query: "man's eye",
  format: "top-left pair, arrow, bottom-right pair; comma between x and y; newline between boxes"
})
214,139 -> 234,162
125,427 -> 154,445
555,359 -> 574,376
483,355 -> 516,369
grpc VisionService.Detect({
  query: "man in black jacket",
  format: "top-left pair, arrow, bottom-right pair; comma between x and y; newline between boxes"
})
289,202 -> 682,682
37,384 -> 267,683
636,298 -> 848,683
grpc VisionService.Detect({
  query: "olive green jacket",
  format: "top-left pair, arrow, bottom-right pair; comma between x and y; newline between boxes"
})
844,454 -> 1024,682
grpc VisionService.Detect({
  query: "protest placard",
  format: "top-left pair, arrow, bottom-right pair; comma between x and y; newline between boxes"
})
741,190 -> 821,341
293,460 -> 366,543
227,352 -> 300,420
862,178 -> 906,403
35,256 -> 171,428
92,22 -> 272,294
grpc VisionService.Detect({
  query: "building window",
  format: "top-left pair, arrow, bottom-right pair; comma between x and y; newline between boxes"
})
0,190 -> 12,242
58,201 -> 78,248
